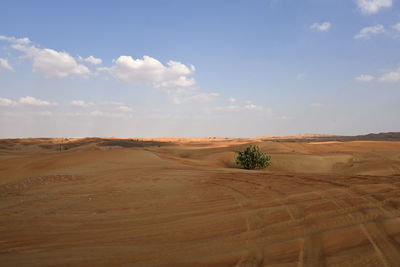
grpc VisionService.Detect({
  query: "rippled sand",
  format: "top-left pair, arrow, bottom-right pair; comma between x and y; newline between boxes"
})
1,138 -> 399,266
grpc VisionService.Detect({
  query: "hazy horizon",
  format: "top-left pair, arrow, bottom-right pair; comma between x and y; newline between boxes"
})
1,0 -> 399,138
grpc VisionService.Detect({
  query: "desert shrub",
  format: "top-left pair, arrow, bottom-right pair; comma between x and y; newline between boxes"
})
235,145 -> 271,170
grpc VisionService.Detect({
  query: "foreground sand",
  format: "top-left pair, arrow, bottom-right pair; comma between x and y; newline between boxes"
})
0,138 -> 400,266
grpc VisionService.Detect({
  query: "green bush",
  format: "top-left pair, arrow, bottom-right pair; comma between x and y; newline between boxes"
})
235,145 -> 271,170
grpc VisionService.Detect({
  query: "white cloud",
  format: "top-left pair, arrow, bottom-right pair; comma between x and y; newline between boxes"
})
0,58 -> 14,71
310,22 -> 331,32
0,97 -> 17,106
392,23 -> 400,32
0,35 -> 31,45
227,97 -> 236,103
116,105 -> 133,112
354,24 -> 385,39
70,100 -> 95,107
379,68 -> 400,82
310,103 -> 323,108
19,96 -> 57,106
12,44 -> 90,78
106,55 -> 195,89
355,68 -> 400,82
356,0 -> 392,14
355,74 -> 375,82
84,56 -> 102,65
0,35 -> 90,78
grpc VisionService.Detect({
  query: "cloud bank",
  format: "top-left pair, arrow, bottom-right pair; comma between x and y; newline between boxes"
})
0,35 -> 201,103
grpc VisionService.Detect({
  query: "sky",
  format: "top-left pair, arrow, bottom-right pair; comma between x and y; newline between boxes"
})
0,0 -> 399,138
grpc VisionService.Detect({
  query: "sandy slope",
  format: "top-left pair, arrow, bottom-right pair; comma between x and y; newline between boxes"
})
0,138 -> 400,266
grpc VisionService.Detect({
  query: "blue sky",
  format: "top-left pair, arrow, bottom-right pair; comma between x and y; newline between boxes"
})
0,0 -> 399,137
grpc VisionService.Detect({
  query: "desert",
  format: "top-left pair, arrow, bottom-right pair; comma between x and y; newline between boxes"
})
1,134 -> 400,266
2,1 -> 400,266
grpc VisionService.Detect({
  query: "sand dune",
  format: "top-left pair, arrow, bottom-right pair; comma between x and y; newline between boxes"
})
0,138 -> 400,266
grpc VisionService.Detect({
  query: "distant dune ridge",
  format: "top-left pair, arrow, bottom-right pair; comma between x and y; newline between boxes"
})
258,132 -> 400,141
0,132 -> 400,266
1,132 -> 400,150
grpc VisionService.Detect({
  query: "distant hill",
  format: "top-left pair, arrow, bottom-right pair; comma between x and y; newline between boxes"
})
257,133 -> 338,140
351,132 -> 400,141
260,132 -> 400,142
